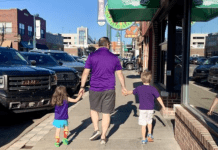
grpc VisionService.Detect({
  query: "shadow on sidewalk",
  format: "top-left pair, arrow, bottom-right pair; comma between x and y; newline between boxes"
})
68,117 -> 92,144
107,101 -> 138,139
126,75 -> 140,79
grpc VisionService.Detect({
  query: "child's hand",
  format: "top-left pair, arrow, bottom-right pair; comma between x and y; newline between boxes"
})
207,111 -> 212,116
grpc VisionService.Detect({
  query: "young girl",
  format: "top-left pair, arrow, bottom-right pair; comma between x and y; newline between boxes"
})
51,86 -> 82,147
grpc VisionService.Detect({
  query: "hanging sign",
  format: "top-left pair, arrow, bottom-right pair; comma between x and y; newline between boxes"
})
98,0 -> 106,26
105,3 -> 134,30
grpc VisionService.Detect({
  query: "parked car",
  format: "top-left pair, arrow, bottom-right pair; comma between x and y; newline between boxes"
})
193,56 -> 218,82
191,57 -> 198,64
123,56 -> 136,70
29,49 -> 89,82
196,57 -> 207,65
81,55 -> 88,62
72,56 -> 85,64
21,52 -> 80,93
0,47 -> 57,114
208,65 -> 218,86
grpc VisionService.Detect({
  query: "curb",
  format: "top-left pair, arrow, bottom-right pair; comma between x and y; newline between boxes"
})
1,113 -> 51,150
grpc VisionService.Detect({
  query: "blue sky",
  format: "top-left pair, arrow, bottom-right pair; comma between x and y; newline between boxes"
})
1,0 -> 218,45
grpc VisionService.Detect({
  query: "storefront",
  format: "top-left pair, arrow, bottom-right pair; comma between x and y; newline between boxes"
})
108,0 -> 218,149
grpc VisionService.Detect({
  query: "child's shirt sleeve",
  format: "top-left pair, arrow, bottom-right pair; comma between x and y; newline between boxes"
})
133,87 -> 138,95
153,87 -> 160,99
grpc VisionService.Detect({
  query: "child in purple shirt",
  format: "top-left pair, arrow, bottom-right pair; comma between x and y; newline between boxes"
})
125,71 -> 166,144
51,86 -> 82,147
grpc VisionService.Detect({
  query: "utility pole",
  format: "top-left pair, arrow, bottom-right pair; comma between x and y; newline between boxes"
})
33,15 -> 36,49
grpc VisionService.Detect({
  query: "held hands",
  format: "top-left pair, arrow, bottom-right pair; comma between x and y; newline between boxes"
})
122,87 -> 128,96
207,111 -> 212,116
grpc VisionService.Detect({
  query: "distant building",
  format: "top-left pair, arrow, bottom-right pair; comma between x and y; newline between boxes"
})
61,26 -> 95,56
190,33 -> 208,57
205,33 -> 218,57
0,8 -> 48,51
46,32 -> 64,50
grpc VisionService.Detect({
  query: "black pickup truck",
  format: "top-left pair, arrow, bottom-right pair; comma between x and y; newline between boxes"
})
0,47 -> 57,114
21,52 -> 80,93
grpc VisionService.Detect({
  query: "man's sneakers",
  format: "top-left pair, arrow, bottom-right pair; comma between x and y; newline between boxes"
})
147,134 -> 154,142
89,130 -> 101,141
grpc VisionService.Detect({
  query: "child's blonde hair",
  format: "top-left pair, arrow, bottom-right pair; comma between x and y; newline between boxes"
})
51,86 -> 68,106
141,71 -> 152,83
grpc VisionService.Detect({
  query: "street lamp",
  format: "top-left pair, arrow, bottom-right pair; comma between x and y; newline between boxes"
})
33,14 -> 39,49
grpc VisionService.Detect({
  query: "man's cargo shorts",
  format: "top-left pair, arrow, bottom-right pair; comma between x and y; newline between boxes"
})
89,90 -> 115,114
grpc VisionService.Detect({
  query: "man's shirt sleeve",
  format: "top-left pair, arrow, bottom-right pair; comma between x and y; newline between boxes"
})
115,57 -> 122,71
84,55 -> 92,69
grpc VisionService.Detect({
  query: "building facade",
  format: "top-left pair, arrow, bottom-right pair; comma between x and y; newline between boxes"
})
46,32 -> 64,50
0,8 -> 48,51
190,33 -> 208,57
205,33 -> 218,57
61,26 -> 95,56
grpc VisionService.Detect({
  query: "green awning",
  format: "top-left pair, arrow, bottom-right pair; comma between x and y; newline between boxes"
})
108,0 -> 160,22
192,1 -> 218,21
108,0 -> 218,22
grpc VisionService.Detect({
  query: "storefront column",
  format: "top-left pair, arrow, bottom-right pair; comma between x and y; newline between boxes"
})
181,0 -> 192,104
166,10 -> 176,91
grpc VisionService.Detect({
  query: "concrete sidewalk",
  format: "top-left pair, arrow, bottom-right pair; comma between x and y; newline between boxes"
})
7,71 -> 181,150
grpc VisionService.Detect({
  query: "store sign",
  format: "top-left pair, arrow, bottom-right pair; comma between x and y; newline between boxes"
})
105,3 -> 134,30
125,25 -> 139,38
98,0 -> 106,26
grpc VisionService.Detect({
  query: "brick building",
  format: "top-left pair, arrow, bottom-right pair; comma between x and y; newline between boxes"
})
0,8 -> 48,51
108,0 -> 218,149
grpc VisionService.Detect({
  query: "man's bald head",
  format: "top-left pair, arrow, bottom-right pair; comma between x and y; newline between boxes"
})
98,37 -> 110,48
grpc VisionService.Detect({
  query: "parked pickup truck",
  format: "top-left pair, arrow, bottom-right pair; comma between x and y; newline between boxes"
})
29,49 -> 89,82
0,47 -> 57,114
21,52 -> 80,93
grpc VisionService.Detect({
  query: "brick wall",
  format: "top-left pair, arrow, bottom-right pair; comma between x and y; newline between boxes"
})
64,48 -> 78,56
154,84 -> 181,118
190,48 -> 205,57
175,105 -> 218,150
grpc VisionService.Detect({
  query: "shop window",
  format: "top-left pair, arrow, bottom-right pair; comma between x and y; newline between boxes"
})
189,15 -> 218,128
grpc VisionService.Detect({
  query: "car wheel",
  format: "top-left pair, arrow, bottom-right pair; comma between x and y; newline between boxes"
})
127,64 -> 133,70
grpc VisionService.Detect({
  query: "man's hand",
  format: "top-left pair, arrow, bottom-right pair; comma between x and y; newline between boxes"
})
207,111 -> 212,116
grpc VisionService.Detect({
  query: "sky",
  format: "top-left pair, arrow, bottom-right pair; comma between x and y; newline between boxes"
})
1,0 -> 218,45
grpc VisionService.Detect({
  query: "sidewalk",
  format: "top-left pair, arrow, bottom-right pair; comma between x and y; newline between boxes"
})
7,71 -> 181,150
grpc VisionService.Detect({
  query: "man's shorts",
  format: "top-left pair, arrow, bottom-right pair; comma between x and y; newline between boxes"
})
89,90 -> 115,114
138,110 -> 154,126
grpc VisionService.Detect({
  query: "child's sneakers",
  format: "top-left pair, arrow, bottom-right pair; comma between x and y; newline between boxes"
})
147,134 -> 154,142
62,138 -> 68,145
141,139 -> 148,144
55,142 -> 60,147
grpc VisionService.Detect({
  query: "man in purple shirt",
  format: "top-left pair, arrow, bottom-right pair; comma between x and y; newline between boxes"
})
79,37 -> 127,144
